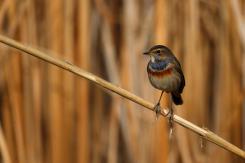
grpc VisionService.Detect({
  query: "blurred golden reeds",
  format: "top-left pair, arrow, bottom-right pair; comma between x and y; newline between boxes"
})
0,0 -> 244,163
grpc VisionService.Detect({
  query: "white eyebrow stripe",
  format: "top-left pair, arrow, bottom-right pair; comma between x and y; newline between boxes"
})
150,56 -> 155,62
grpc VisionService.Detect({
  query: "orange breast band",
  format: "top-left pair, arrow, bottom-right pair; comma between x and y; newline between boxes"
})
148,68 -> 173,77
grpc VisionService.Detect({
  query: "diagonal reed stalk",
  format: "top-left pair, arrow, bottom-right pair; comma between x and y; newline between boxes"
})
0,35 -> 244,159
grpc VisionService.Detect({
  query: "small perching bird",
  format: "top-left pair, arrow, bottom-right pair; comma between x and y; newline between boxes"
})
143,45 -> 185,118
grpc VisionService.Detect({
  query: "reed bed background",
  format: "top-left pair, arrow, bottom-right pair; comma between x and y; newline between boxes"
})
0,0 -> 244,163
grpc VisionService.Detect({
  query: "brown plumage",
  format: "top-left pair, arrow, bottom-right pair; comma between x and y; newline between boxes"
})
143,45 -> 185,105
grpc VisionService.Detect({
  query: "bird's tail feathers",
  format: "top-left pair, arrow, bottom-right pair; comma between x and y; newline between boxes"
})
171,92 -> 183,105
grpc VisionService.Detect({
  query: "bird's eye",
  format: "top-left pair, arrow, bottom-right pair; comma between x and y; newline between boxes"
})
156,50 -> 161,53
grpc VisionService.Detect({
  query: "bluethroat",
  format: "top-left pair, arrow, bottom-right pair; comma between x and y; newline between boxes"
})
143,45 -> 185,118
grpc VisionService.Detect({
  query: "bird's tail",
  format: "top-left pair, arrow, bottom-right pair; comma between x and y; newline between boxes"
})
171,92 -> 183,105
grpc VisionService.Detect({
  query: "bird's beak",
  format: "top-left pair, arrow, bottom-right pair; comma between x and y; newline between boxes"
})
143,51 -> 150,55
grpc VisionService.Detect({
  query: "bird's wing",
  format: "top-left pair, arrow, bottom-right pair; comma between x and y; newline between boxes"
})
172,58 -> 185,93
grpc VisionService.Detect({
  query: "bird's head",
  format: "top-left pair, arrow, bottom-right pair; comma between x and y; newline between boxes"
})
143,45 -> 172,63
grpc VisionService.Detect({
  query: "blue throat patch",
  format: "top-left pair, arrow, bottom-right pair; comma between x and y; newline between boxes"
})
149,60 -> 169,71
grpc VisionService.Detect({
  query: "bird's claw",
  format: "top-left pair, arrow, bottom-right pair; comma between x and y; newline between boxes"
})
154,103 -> 173,119
154,103 -> 161,119
153,103 -> 174,138
168,109 -> 173,123
154,103 -> 172,119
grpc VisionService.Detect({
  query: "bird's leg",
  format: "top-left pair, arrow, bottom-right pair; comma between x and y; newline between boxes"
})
158,91 -> 164,104
153,91 -> 164,119
168,98 -> 174,138
168,108 -> 173,135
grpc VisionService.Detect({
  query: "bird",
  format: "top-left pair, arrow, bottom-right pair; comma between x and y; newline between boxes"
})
143,45 -> 185,118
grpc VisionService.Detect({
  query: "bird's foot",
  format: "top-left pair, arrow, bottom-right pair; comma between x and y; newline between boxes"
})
154,103 -> 171,119
153,103 -> 161,120
154,103 -> 174,137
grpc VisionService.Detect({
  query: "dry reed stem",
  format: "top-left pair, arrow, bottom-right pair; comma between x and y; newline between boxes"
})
101,22 -> 120,163
0,124 -> 11,163
154,0 -> 169,162
77,1 -> 90,162
0,35 -> 245,159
